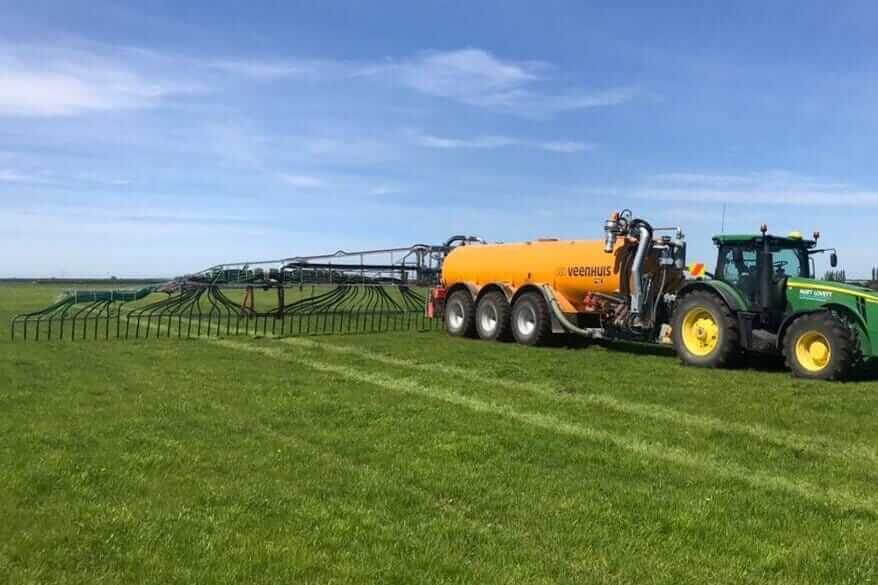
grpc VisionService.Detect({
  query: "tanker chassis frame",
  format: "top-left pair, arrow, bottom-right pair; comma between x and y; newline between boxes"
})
432,211 -> 878,381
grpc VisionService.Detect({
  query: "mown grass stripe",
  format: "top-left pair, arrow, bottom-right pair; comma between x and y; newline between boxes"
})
281,337 -> 878,467
210,338 -> 878,516
234,411 -> 512,541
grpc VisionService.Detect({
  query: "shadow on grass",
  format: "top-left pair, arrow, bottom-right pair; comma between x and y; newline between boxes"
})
554,334 -> 878,382
556,335 -> 675,358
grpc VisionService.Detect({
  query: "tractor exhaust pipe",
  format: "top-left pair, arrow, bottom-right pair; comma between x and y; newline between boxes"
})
759,224 -> 773,313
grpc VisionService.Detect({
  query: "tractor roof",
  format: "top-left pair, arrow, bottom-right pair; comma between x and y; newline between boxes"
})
712,234 -> 818,248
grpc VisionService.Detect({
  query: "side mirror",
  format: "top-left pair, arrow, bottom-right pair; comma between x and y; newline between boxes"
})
830,253 -> 838,268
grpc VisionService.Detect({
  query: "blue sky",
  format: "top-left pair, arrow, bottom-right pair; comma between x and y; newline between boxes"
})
2,0 -> 877,277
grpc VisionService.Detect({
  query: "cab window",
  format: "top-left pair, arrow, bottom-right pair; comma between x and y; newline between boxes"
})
717,246 -> 759,300
719,247 -> 758,284
771,247 -> 808,279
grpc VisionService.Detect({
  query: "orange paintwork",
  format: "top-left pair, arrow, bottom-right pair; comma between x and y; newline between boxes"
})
442,239 -> 632,312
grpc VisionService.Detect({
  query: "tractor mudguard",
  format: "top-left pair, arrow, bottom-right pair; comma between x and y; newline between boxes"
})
677,280 -> 750,312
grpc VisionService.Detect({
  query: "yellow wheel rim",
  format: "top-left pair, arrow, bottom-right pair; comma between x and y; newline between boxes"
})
795,331 -> 832,373
681,308 -> 720,357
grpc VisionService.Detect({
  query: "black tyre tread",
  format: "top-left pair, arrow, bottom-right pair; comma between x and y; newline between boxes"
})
512,291 -> 552,346
476,291 -> 512,341
672,290 -> 740,368
783,311 -> 857,381
446,290 -> 477,338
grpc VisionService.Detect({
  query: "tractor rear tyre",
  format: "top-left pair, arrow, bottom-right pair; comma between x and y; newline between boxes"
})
446,290 -> 476,338
784,312 -> 856,381
672,291 -> 740,368
511,291 -> 552,346
476,291 -> 512,341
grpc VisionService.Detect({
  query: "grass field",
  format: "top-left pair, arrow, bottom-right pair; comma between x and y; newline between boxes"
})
3,283 -> 878,584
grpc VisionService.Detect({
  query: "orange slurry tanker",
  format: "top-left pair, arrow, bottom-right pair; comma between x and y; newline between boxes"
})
431,210 -> 688,346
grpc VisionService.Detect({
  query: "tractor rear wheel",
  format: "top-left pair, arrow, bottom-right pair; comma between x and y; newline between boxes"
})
672,291 -> 740,368
476,291 -> 512,341
511,291 -> 552,346
784,312 -> 856,381
446,290 -> 476,338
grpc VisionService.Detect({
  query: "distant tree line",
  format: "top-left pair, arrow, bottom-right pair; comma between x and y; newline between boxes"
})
824,269 -> 847,282
823,267 -> 878,291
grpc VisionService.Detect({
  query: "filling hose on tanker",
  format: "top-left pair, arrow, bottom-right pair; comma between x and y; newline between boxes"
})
628,219 -> 654,326
608,217 -> 654,328
547,215 -> 656,338
540,285 -> 606,339
443,235 -> 485,250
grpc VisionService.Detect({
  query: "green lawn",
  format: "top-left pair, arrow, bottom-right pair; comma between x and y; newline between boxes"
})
2,283 -> 878,584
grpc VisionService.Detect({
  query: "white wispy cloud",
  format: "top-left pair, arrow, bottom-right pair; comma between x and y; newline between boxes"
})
369,185 -> 405,196
0,166 -> 131,187
0,169 -> 31,182
0,44 -> 635,119
0,45 -> 202,117
415,133 -> 593,153
379,48 -> 540,97
0,168 -> 54,184
207,59 -> 327,80
207,48 -> 636,116
361,48 -> 636,117
631,171 -> 878,206
73,172 -> 131,187
301,137 -> 399,165
278,173 -> 324,188
279,174 -> 409,197
463,86 -> 639,116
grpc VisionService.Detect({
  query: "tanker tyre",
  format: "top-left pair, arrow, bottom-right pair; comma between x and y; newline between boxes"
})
476,291 -> 512,341
672,291 -> 739,369
783,311 -> 856,381
446,290 -> 476,338
511,291 -> 552,346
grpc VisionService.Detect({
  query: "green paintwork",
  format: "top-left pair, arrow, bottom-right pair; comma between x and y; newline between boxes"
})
682,279 -> 752,312
785,278 -> 878,356
712,280 -> 751,311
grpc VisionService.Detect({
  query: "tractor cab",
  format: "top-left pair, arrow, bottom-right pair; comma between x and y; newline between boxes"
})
711,230 -> 838,317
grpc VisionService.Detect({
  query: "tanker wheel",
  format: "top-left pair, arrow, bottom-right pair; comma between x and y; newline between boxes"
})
476,291 -> 512,341
783,312 -> 856,381
446,289 -> 476,338
672,291 -> 739,368
511,291 -> 552,346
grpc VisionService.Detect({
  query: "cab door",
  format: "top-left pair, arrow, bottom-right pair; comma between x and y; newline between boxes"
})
715,245 -> 760,305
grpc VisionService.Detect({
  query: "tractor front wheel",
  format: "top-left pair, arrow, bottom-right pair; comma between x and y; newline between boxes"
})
784,312 -> 856,381
672,291 -> 740,369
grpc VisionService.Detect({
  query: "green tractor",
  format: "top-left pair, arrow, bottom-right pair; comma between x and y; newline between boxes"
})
672,226 -> 876,380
